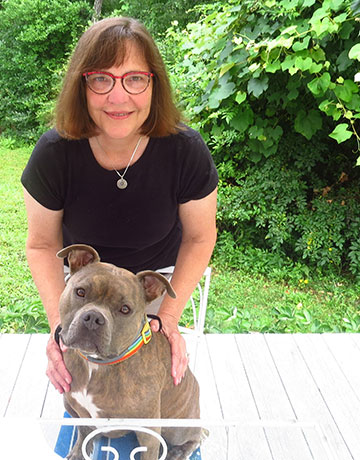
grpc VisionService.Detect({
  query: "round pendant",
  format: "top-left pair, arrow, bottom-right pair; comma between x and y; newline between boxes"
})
117,178 -> 128,189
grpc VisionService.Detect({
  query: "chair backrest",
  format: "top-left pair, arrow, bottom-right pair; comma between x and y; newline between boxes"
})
156,266 -> 212,336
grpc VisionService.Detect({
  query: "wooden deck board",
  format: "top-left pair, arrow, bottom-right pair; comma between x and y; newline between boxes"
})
0,333 -> 31,416
294,334 -> 360,459
265,334 -> 351,460
1,333 -> 360,459
235,334 -> 316,460
5,334 -> 49,417
206,334 -> 273,460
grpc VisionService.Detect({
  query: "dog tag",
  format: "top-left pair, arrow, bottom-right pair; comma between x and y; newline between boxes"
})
117,178 -> 128,189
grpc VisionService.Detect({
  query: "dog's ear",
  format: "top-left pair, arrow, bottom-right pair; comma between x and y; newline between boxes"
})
57,244 -> 100,275
136,271 -> 176,303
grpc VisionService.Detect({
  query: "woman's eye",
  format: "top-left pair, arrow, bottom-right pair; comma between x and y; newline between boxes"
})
129,75 -> 142,82
76,288 -> 85,297
119,305 -> 131,314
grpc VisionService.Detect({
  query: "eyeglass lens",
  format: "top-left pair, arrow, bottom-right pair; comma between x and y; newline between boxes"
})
85,73 -> 151,94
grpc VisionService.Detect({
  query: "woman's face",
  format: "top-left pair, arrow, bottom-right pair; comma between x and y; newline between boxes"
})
85,41 -> 153,143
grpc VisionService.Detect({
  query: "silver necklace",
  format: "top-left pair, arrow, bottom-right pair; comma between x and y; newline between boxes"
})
95,136 -> 143,189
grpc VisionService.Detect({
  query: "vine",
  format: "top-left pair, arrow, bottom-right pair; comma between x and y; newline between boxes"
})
169,0 -> 360,164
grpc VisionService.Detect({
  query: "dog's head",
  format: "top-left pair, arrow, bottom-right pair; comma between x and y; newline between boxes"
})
57,244 -> 175,359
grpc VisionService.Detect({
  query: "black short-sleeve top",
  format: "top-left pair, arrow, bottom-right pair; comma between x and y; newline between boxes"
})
21,126 -> 218,273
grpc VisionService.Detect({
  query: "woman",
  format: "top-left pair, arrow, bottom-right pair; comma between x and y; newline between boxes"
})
21,17 -> 218,394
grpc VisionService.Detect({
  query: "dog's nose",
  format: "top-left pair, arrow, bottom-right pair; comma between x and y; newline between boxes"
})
81,310 -> 105,330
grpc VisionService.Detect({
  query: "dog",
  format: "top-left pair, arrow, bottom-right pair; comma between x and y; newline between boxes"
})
57,244 -> 206,460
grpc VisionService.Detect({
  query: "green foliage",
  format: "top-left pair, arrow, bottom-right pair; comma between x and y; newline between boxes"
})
0,0 -> 92,142
168,0 -> 360,161
0,143 -> 46,332
165,0 -> 360,277
102,0 -> 214,37
2,143 -> 360,335
213,130 -> 360,276
204,267 -> 360,334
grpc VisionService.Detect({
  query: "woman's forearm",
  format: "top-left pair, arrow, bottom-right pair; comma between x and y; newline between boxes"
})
158,189 -> 217,325
23,188 -> 65,333
26,245 -> 65,332
158,231 -> 217,324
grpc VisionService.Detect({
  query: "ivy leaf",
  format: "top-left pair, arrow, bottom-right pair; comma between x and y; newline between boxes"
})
281,54 -> 296,71
334,79 -> 359,103
265,60 -> 281,73
292,36 -> 310,52
248,150 -> 262,163
219,61 -> 235,78
208,81 -> 236,108
229,106 -> 254,132
336,49 -> 352,72
295,56 -> 313,71
235,91 -> 246,105
294,109 -> 322,140
329,0 -> 345,11
346,94 -> 360,111
334,13 -> 348,23
287,88 -> 299,100
318,99 -> 342,120
349,43 -> 360,61
247,76 -> 269,98
329,123 -> 353,143
281,25 -> 298,36
339,21 -> 354,40
307,72 -> 331,96
308,61 -> 323,74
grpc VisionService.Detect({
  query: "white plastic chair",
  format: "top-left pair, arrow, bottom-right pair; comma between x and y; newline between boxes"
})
156,266 -> 212,336
156,266 -> 212,372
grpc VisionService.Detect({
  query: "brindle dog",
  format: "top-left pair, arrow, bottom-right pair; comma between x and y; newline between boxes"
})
57,244 -> 206,460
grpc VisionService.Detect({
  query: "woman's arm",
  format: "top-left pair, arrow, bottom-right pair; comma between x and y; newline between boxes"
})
151,187 -> 217,384
23,188 -> 72,393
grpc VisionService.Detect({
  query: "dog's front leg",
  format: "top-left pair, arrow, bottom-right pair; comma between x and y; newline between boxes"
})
67,425 -> 94,460
135,428 -> 162,460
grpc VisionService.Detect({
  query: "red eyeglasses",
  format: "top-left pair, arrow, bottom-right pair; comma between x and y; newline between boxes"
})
83,71 -> 154,95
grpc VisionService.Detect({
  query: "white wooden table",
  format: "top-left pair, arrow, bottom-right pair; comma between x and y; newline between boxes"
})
1,333 -> 360,459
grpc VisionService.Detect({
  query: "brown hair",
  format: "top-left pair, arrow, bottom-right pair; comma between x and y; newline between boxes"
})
55,17 -> 181,139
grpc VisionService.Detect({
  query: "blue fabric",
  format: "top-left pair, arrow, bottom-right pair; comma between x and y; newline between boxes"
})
55,412 -> 201,459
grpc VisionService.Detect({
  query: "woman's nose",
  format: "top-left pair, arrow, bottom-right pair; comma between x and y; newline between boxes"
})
107,79 -> 130,103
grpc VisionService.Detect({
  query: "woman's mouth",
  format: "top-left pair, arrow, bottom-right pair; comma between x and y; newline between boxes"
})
105,111 -> 132,119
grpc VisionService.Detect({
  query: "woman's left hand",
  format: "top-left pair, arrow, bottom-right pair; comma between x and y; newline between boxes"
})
150,314 -> 188,386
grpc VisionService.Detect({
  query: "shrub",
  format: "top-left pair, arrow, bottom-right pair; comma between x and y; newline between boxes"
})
103,0 -> 214,37
169,0 -> 360,162
0,0 -> 92,142
166,0 -> 360,277
215,132 -> 360,276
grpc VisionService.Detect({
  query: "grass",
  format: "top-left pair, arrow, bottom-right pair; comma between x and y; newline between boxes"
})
0,140 -> 47,332
201,269 -> 360,333
1,139 -> 360,334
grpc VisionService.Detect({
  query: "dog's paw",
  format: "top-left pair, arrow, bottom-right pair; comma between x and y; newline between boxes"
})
66,445 -> 87,460
66,452 -> 84,460
200,427 -> 209,442
166,441 -> 200,460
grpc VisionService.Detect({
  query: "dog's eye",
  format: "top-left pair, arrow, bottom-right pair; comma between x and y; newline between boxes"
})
76,288 -> 86,298
119,305 -> 131,315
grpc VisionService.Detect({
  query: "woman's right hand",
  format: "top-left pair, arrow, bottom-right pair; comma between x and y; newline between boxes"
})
46,335 -> 72,394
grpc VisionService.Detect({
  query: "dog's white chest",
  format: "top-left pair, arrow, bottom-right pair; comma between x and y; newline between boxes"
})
71,389 -> 100,418
71,362 -> 100,418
